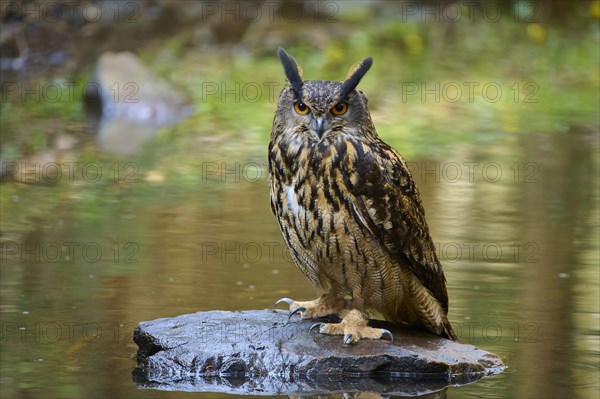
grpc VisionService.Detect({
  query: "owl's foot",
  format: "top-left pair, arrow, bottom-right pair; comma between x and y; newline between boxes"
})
275,295 -> 344,321
309,309 -> 393,345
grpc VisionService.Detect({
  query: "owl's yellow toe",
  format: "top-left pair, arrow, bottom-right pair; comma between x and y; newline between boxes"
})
309,309 -> 394,345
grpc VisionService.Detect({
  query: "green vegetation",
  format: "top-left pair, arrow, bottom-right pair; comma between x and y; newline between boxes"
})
2,10 -> 598,234
2,9 -> 598,155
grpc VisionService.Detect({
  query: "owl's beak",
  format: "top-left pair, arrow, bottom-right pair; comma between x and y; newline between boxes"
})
314,116 -> 325,139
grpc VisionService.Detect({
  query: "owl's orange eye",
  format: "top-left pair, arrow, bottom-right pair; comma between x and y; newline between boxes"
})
331,102 -> 348,115
294,101 -> 310,115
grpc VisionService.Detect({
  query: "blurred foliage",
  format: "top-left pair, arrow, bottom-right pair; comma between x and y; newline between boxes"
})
1,2 -> 598,162
1,2 -> 599,236
0,2 -> 598,216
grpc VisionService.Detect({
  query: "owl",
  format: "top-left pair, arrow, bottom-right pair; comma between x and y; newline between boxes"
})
269,48 -> 457,344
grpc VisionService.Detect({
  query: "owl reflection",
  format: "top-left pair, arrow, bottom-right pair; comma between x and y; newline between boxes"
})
269,48 -> 457,344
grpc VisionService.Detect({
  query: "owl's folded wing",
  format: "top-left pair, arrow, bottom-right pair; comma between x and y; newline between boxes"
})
345,142 -> 449,310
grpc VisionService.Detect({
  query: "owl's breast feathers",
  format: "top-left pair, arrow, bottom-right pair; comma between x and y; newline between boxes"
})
269,135 -> 449,311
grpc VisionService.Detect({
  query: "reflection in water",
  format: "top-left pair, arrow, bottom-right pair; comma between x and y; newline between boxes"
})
0,132 -> 598,399
134,371 -> 451,398
515,133 -> 595,398
93,117 -> 169,155
286,392 -> 447,399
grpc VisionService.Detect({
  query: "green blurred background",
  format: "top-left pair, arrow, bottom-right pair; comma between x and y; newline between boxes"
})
0,1 -> 598,398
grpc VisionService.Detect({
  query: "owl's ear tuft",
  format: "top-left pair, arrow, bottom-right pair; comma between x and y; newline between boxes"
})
277,48 -> 303,97
340,57 -> 373,100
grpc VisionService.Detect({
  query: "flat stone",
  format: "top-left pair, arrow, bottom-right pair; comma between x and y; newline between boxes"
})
133,310 -> 505,396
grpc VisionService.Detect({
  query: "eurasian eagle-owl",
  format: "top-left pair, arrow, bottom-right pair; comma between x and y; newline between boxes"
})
269,48 -> 457,344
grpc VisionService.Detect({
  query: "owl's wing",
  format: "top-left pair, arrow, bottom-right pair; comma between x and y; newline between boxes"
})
345,140 -> 449,309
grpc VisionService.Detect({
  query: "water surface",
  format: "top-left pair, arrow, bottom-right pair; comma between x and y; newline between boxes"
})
1,129 -> 598,398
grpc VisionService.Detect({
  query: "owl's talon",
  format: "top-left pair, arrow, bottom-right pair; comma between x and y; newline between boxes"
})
380,329 -> 394,342
272,296 -> 343,320
275,298 -> 294,307
288,306 -> 305,321
306,310 -> 393,344
309,322 -> 325,334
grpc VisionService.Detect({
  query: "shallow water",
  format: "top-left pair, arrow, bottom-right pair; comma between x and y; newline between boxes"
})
1,128 -> 598,398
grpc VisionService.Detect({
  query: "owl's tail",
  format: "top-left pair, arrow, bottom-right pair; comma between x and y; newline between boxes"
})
442,316 -> 459,342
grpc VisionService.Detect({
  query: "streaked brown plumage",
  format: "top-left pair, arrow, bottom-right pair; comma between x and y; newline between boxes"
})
270,48 -> 457,344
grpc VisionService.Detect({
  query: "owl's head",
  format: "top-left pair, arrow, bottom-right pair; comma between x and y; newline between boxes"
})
272,48 -> 376,144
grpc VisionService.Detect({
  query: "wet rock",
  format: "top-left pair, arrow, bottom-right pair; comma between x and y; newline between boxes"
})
133,310 -> 505,396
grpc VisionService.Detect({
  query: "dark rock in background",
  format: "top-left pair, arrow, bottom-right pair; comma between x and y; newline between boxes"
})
133,309 -> 505,396
85,51 -> 193,154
